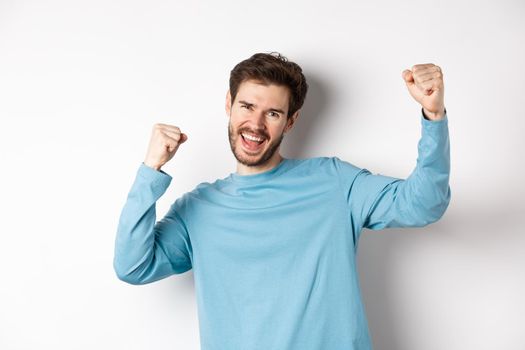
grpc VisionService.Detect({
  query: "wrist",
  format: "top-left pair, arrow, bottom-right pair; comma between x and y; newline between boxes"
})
143,161 -> 162,171
422,107 -> 446,121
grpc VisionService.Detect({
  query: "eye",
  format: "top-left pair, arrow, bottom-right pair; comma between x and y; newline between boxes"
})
268,111 -> 280,118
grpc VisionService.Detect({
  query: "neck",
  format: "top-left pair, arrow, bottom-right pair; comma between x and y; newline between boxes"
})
236,153 -> 284,176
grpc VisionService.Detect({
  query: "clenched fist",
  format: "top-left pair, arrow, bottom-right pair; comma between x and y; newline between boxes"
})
143,123 -> 188,171
402,64 -> 446,121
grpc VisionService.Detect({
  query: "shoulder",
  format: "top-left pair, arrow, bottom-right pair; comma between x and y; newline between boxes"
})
293,156 -> 363,176
179,176 -> 231,204
167,181 -> 217,221
186,180 -> 216,199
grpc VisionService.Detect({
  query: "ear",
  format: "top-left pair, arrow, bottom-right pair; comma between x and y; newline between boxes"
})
225,90 -> 232,116
284,110 -> 300,133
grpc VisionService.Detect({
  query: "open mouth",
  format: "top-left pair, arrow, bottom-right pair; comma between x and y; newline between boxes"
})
241,132 -> 266,152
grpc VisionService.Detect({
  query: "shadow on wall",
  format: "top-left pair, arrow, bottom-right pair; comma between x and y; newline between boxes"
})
358,220 -> 459,350
358,226 -> 421,350
358,193 -> 523,350
281,73 -> 333,159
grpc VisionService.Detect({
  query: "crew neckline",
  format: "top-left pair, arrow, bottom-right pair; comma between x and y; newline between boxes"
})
228,158 -> 291,183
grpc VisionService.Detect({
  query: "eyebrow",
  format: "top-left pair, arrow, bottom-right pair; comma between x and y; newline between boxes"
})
238,100 -> 285,115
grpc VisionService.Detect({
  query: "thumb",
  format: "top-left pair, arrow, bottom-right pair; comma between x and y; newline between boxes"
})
402,69 -> 414,85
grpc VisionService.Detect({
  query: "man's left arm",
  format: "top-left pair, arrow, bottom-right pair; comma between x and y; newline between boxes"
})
350,111 -> 450,231
344,63 -> 451,231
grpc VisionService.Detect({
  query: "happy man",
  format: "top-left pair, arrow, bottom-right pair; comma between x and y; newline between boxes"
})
114,52 -> 450,350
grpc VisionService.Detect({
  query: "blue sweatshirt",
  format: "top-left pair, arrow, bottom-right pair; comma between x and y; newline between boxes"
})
114,111 -> 450,350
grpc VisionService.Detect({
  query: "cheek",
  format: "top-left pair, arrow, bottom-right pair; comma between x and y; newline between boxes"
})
229,121 -> 243,141
229,109 -> 245,124
230,114 -> 253,133
272,121 -> 288,135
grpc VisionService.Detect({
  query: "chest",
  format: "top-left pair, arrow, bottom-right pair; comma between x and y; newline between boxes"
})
187,184 -> 355,268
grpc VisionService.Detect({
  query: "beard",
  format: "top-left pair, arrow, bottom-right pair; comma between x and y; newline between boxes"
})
228,121 -> 284,167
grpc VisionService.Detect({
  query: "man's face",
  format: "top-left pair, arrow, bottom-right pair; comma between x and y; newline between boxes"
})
226,79 -> 298,168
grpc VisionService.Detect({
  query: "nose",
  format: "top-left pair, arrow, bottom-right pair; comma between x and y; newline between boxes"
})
246,110 -> 267,130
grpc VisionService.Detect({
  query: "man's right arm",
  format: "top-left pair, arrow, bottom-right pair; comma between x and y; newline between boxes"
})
113,123 -> 191,285
113,163 -> 193,285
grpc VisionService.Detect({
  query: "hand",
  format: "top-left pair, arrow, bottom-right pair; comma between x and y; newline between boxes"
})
402,64 -> 445,120
143,123 -> 188,170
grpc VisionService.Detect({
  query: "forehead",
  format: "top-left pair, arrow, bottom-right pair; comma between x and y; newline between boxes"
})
235,79 -> 290,110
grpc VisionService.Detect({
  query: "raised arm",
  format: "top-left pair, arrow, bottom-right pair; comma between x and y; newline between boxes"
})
341,111 -> 450,234
113,123 -> 192,285
336,63 -> 451,238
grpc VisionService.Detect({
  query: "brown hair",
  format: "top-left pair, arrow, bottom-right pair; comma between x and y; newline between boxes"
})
229,52 -> 308,118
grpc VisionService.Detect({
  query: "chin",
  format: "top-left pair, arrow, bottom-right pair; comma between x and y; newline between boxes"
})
234,146 -> 272,167
228,123 -> 284,168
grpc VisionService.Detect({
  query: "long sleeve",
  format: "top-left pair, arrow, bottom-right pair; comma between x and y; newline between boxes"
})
336,110 -> 451,237
113,163 -> 193,285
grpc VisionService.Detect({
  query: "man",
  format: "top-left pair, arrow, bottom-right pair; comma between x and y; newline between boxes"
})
113,52 -> 450,350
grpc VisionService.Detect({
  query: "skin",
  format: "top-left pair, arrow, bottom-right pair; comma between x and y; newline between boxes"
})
402,63 -> 446,121
225,79 -> 299,175
143,63 -> 445,173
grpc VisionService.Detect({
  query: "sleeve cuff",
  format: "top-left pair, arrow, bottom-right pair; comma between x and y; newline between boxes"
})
137,162 -> 172,187
421,107 -> 448,124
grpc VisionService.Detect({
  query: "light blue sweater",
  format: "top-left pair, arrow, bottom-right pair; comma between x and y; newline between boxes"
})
114,112 -> 450,350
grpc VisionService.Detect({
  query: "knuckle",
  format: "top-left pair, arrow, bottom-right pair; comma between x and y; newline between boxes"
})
153,123 -> 163,131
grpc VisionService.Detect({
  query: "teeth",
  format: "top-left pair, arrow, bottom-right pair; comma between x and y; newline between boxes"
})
242,133 -> 264,142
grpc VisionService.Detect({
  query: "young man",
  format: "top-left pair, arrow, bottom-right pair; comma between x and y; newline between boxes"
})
113,52 -> 450,350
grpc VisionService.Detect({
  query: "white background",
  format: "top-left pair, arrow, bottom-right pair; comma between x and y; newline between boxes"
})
1,0 -> 524,349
